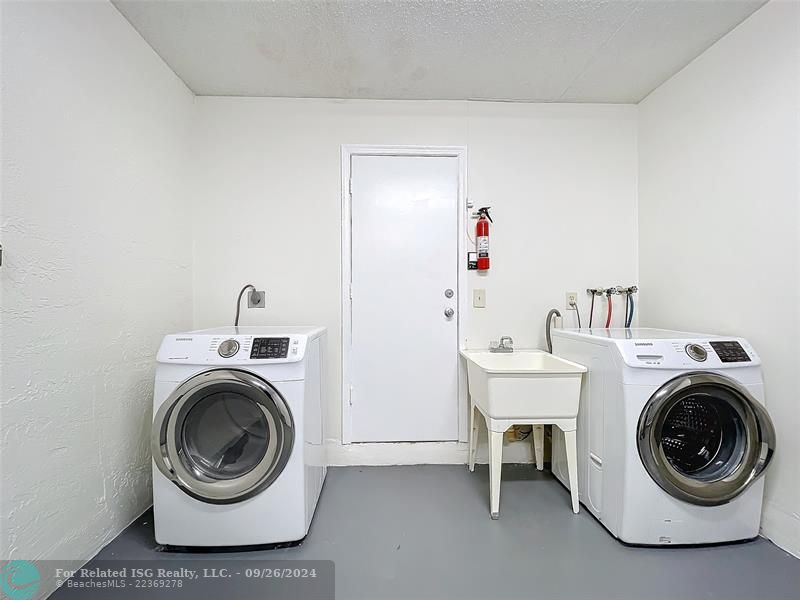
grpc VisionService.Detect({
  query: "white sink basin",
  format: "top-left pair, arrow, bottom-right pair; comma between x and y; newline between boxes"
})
460,349 -> 586,420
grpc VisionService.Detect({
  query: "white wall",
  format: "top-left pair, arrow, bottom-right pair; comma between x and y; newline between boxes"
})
1,0 -> 195,581
191,98 -> 638,459
465,103 -> 638,347
638,0 -> 799,556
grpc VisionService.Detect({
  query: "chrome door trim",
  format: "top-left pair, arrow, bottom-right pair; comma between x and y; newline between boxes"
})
152,368 -> 294,504
637,371 -> 775,506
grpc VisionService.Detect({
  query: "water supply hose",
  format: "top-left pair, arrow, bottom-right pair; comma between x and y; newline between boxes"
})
605,292 -> 613,328
627,293 -> 635,328
624,290 -> 630,327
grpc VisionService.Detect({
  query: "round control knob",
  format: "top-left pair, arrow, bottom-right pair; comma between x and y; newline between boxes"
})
218,339 -> 240,358
685,343 -> 707,362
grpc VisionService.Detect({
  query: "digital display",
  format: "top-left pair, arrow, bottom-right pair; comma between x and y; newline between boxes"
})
250,337 -> 290,359
709,341 -> 751,363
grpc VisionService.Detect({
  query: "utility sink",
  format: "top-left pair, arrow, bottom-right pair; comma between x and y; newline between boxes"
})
460,350 -> 587,420
462,349 -> 587,519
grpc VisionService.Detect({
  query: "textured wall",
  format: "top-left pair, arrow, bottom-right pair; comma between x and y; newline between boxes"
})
638,0 -> 800,556
0,0 -> 194,579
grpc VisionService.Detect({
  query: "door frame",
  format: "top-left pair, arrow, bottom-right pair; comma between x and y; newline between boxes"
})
340,145 -> 469,445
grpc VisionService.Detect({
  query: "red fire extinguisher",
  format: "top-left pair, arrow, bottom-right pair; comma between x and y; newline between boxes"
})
476,207 -> 492,271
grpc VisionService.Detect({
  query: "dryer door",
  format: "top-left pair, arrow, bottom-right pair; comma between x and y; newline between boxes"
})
152,368 -> 294,504
637,372 -> 775,506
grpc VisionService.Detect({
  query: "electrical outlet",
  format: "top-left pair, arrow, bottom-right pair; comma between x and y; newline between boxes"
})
566,292 -> 578,309
248,290 -> 266,308
473,289 -> 486,308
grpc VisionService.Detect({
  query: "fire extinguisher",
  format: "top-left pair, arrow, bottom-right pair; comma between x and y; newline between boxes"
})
476,207 -> 492,271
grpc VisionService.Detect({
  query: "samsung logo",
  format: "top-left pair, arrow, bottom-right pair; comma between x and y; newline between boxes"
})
175,337 -> 193,342
634,342 -> 654,346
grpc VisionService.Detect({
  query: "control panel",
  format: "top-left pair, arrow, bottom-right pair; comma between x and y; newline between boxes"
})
617,337 -> 758,368
250,337 -> 290,359
157,328 -> 321,365
709,341 -> 751,363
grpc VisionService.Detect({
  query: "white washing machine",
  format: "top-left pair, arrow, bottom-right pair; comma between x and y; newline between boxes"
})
551,328 -> 775,546
151,326 -> 327,547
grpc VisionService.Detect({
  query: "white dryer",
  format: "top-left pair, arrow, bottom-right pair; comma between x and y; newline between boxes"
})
151,326 -> 327,547
551,328 -> 775,546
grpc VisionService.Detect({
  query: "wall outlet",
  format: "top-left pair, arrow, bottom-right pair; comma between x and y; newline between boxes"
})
473,289 -> 486,308
566,292 -> 578,309
248,290 -> 266,308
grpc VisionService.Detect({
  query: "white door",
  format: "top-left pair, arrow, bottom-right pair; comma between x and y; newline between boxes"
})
349,155 -> 459,442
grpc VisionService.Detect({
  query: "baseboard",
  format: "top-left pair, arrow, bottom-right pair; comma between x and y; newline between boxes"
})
760,500 -> 800,558
326,440 -> 536,466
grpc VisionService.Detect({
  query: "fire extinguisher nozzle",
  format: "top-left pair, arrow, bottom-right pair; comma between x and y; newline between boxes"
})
477,207 -> 493,223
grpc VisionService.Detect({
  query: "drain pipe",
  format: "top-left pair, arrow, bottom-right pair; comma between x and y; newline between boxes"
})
545,308 -> 562,353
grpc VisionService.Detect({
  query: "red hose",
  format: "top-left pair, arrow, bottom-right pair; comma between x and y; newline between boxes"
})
605,294 -> 613,328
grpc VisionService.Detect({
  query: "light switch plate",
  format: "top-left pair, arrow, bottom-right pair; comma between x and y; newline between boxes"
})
473,289 -> 486,308
248,290 -> 266,308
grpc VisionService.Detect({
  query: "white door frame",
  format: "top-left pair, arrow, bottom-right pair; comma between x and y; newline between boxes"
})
341,145 -> 469,445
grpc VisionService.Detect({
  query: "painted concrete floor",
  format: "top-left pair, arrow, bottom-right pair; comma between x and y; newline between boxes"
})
65,465 -> 799,600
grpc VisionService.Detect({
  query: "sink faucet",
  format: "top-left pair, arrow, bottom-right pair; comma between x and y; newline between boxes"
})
490,336 -> 514,353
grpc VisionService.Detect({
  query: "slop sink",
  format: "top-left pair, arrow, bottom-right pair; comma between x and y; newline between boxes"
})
460,349 -> 587,420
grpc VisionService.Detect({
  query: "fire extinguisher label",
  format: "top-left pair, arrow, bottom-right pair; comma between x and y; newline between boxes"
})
477,236 -> 489,257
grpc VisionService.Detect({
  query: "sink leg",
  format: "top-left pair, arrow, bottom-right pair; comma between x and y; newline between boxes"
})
468,401 -> 478,472
532,425 -> 545,471
489,427 -> 503,519
563,428 -> 580,514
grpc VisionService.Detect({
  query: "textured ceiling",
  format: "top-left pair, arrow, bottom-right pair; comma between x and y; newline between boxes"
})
113,0 -> 767,103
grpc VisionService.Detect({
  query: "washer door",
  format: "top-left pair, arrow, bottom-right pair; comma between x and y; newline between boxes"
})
637,372 -> 775,506
152,369 -> 294,504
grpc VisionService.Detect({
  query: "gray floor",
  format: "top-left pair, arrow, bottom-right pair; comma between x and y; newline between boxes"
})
65,465 -> 799,600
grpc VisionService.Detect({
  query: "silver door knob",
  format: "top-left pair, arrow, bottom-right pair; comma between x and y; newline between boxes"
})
444,288 -> 454,298
444,308 -> 455,318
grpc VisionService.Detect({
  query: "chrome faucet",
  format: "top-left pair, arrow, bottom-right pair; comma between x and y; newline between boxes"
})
490,336 -> 514,353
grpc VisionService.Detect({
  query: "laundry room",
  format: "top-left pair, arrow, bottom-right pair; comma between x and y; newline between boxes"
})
1,1 -> 799,599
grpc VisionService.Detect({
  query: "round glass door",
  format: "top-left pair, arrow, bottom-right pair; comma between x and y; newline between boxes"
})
637,372 -> 775,506
181,392 -> 269,480
152,369 -> 294,504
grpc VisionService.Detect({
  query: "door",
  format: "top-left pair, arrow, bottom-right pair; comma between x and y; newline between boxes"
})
348,154 -> 459,442
152,369 -> 294,504
637,372 -> 775,506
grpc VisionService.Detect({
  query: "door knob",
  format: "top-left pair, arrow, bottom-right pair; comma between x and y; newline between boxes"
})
444,308 -> 455,318
444,288 -> 454,298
